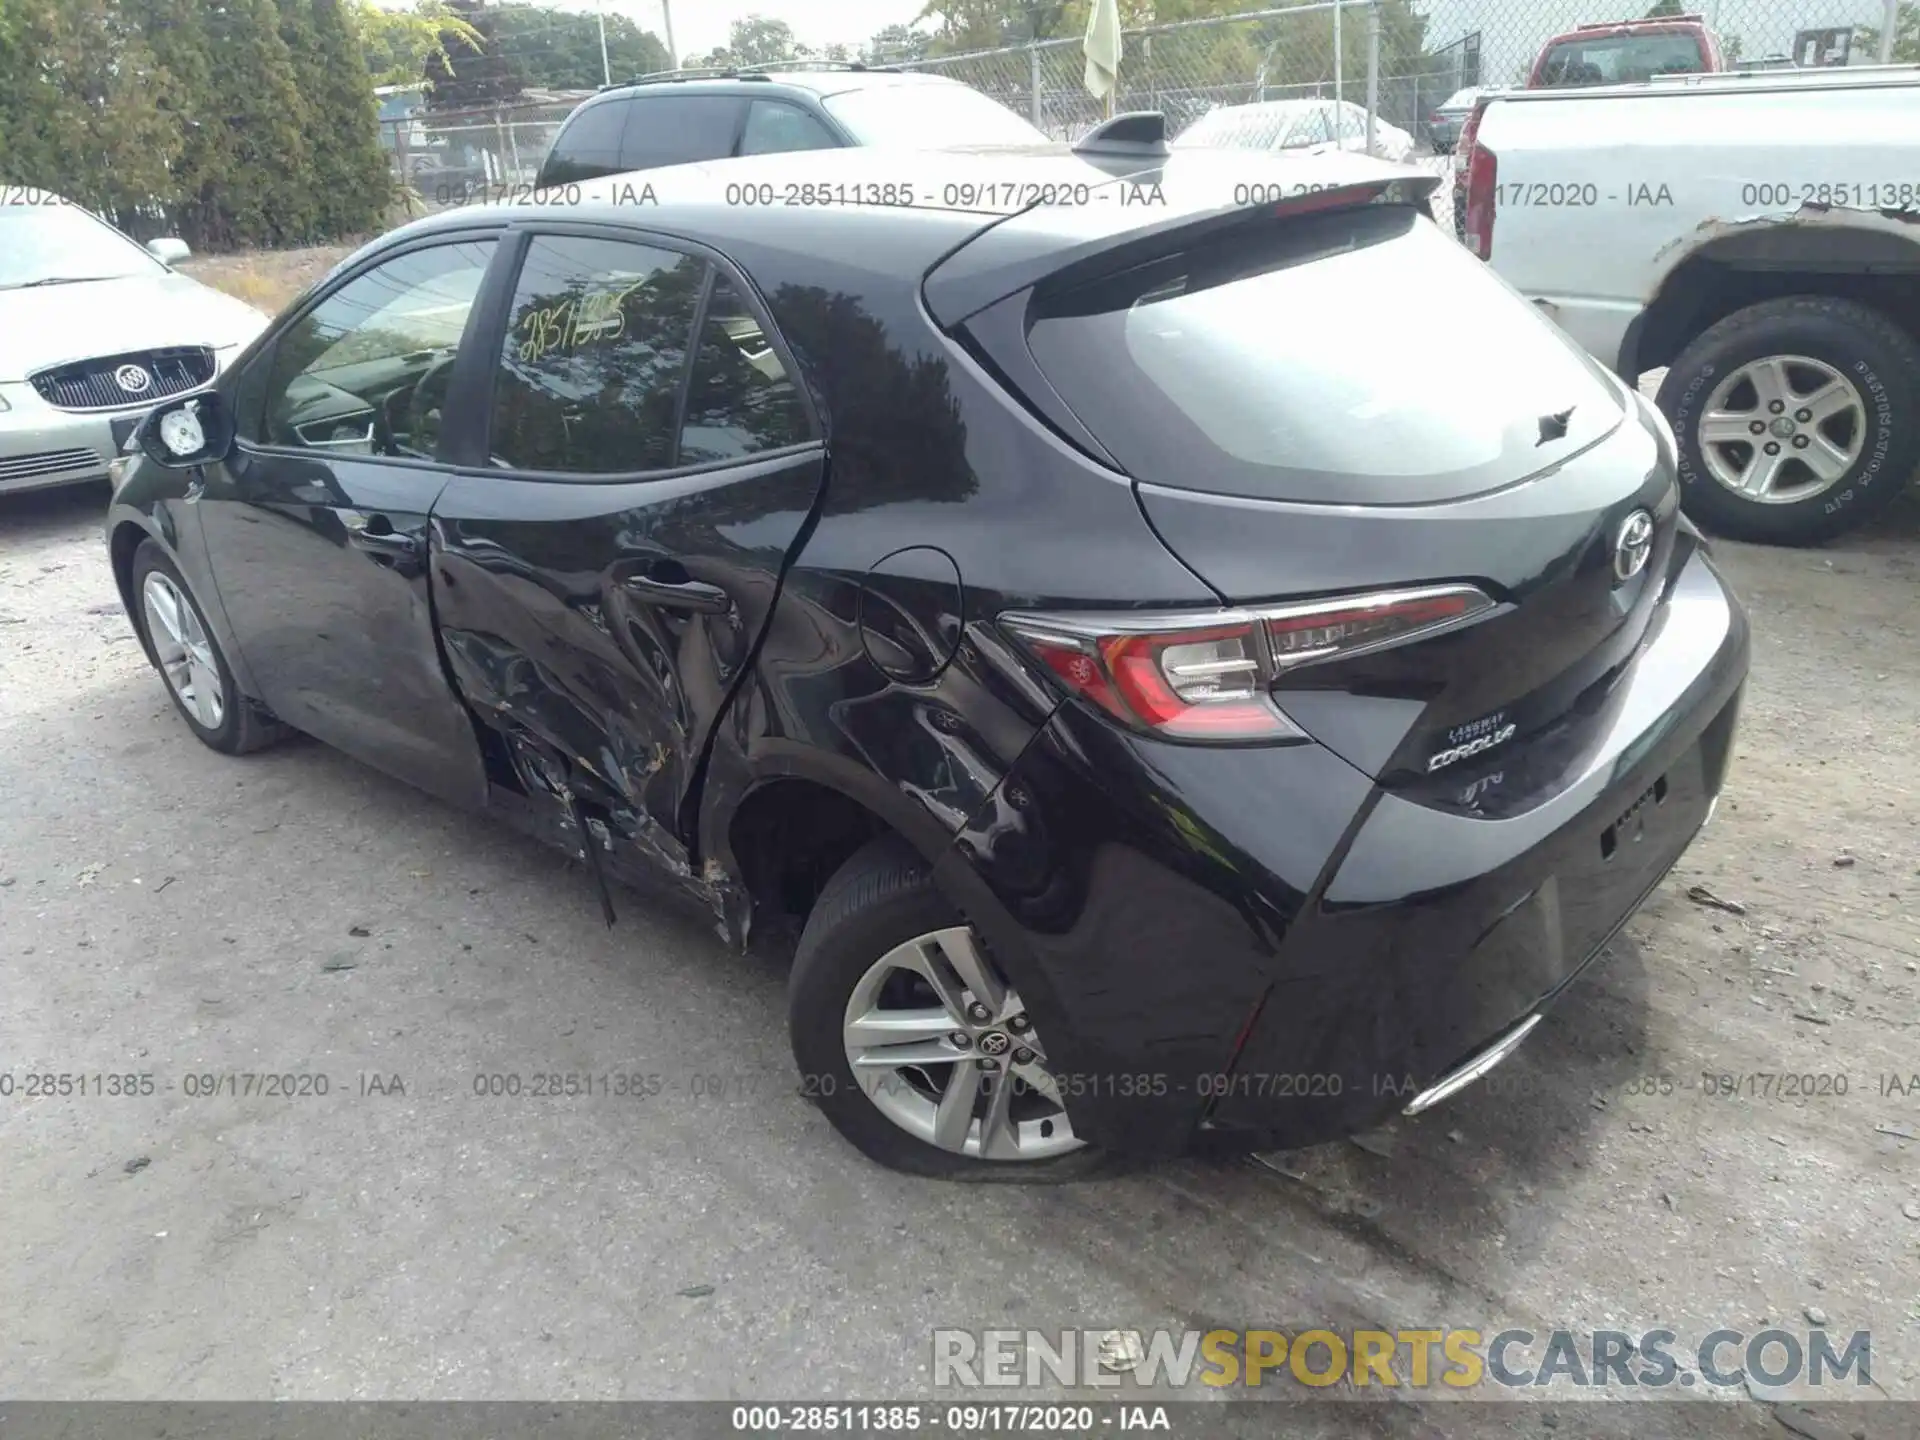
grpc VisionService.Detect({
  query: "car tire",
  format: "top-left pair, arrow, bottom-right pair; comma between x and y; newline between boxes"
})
787,835 -> 1118,1181
1657,295 -> 1920,545
130,540 -> 284,756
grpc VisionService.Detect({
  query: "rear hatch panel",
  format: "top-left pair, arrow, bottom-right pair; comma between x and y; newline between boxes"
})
939,180 -> 1683,801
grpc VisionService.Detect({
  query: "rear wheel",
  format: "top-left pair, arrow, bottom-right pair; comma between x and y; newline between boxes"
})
1657,296 -> 1920,545
130,541 -> 283,755
788,836 -> 1113,1180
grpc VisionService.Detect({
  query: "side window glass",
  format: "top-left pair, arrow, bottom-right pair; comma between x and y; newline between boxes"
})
261,239 -> 494,457
618,96 -> 746,171
490,235 -> 705,475
543,101 -> 628,185
738,101 -> 839,156
679,272 -> 811,466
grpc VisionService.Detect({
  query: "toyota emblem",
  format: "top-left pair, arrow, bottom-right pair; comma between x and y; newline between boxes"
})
978,1031 -> 1011,1057
1612,509 -> 1654,583
114,364 -> 153,394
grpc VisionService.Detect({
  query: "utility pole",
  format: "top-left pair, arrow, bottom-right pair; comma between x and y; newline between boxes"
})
1878,0 -> 1897,62
596,0 -> 611,85
661,0 -> 677,68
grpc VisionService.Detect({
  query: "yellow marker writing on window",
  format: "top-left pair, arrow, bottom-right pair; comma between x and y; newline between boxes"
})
518,279 -> 648,364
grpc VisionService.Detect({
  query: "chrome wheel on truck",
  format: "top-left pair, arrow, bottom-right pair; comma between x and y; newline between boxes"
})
1659,295 -> 1920,546
1695,355 -> 1864,506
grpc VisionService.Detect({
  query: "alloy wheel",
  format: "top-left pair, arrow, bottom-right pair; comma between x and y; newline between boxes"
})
841,926 -> 1083,1161
141,571 -> 226,730
1697,354 -> 1866,505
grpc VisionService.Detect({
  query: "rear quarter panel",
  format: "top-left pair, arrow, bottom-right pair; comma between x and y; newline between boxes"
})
1477,77 -> 1920,370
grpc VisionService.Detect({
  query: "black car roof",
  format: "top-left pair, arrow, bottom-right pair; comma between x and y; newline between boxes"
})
389,144 -> 1435,324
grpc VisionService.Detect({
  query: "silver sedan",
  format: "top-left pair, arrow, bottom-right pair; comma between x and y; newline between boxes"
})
1,193 -> 269,495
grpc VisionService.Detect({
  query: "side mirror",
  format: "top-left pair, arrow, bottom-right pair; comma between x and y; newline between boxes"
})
137,392 -> 234,469
147,237 -> 192,265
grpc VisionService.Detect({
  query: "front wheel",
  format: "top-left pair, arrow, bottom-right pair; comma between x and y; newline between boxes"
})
130,540 -> 283,755
1656,295 -> 1920,545
787,836 -> 1113,1180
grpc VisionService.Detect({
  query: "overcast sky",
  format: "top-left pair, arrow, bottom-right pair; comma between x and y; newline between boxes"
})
553,0 -> 926,63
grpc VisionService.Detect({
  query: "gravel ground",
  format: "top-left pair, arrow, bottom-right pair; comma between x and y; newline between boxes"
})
2,475 -> 1918,1429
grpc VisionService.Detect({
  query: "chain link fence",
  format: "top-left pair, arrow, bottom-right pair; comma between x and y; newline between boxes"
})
376,0 -> 1905,225
894,2 -> 1383,142
379,91 -> 594,208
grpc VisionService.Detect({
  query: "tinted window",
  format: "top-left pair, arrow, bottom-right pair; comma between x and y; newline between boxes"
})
680,273 -> 811,465
1025,206 -> 1622,506
738,100 -> 839,156
619,95 -> 747,170
1539,33 -> 1706,84
260,240 -> 495,456
541,100 -> 629,186
489,235 -> 704,475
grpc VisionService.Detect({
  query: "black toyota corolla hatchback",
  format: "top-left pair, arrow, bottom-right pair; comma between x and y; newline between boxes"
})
106,125 -> 1747,1178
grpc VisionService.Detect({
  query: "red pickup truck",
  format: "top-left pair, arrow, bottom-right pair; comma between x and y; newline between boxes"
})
1528,14 -> 1724,86
1451,13 -> 1722,234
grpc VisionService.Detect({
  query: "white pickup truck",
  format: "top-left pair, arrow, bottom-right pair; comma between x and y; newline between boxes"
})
1458,65 -> 1920,544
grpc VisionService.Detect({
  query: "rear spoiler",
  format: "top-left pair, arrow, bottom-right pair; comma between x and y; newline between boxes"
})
922,156 -> 1436,327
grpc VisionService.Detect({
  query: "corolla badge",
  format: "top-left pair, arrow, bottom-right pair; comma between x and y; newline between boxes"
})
1428,710 -> 1517,774
1613,509 -> 1654,583
114,364 -> 153,394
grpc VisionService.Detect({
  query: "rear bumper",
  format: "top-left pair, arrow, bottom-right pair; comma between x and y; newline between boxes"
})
938,543 -> 1748,1156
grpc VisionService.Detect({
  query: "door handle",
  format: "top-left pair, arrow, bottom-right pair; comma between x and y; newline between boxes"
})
349,529 -> 421,562
618,573 -> 731,614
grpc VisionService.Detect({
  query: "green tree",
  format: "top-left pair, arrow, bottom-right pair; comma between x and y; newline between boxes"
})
354,0 -> 483,87
1644,0 -> 1684,15
129,0 -> 234,248
690,14 -> 804,68
864,23 -> 932,63
311,0 -> 391,235
425,0 -> 527,109
213,0 -> 320,245
1855,2 -> 1919,61
0,0 -> 180,227
486,3 -> 669,87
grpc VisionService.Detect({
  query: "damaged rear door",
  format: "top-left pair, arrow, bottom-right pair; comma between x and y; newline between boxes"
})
429,225 -> 824,896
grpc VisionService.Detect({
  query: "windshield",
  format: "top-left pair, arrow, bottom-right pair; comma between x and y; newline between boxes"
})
1539,32 -> 1707,85
1176,104 -> 1345,151
1025,206 -> 1624,506
821,82 -> 1048,148
0,202 -> 163,289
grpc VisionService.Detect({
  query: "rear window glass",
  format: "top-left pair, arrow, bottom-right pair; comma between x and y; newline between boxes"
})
1025,206 -> 1623,506
619,95 -> 746,170
1538,33 -> 1707,85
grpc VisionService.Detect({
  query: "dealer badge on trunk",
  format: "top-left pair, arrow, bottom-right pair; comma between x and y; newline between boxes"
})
1428,710 -> 1517,773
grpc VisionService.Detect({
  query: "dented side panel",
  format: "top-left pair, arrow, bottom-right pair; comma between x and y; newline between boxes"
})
429,449 -> 826,929
1471,71 -> 1920,371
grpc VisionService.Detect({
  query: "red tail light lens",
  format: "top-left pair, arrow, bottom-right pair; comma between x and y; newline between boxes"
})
1463,141 -> 1497,259
1013,619 -> 1297,740
1001,585 -> 1495,743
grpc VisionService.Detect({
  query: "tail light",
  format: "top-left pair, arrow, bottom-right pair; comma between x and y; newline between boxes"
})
1463,140 -> 1497,259
1001,584 -> 1495,743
